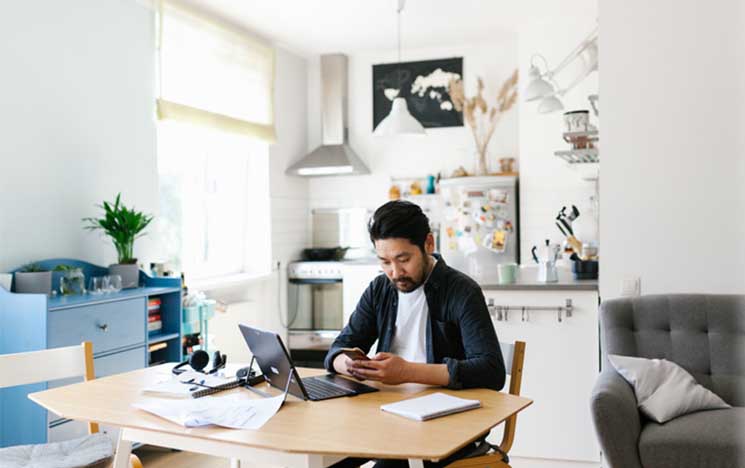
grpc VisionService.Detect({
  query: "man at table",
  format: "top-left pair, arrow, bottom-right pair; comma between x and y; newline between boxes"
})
325,200 -> 506,392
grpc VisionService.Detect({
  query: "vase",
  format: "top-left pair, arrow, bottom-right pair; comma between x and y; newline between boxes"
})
475,149 -> 489,176
60,268 -> 85,295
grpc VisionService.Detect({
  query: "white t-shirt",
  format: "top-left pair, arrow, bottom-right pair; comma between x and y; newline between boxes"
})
390,259 -> 436,363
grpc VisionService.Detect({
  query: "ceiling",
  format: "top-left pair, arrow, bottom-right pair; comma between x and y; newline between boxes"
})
178,0 -> 597,55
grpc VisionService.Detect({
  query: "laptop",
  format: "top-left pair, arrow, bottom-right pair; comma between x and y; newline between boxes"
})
238,324 -> 379,401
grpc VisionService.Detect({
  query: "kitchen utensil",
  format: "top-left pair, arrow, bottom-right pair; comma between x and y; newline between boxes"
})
531,246 -> 539,264
537,261 -> 558,283
566,236 -> 584,256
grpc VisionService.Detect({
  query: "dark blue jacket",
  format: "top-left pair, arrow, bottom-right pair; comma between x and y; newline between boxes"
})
324,255 -> 506,390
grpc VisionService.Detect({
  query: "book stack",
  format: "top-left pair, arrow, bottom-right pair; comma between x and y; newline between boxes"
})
148,297 -> 162,334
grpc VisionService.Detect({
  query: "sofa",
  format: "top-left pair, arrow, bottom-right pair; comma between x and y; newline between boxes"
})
590,294 -> 745,468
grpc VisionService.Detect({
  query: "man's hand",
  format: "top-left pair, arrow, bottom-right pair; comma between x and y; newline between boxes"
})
347,352 -> 411,385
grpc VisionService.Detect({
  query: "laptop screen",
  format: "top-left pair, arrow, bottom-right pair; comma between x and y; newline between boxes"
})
238,324 -> 308,400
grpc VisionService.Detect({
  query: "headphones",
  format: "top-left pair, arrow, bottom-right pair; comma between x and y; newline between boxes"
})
172,350 -> 227,375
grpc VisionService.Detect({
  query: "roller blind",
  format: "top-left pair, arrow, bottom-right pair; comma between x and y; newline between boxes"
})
157,1 -> 276,142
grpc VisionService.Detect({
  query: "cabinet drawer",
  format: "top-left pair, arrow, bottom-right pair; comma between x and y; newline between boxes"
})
48,298 -> 146,354
48,347 -> 145,423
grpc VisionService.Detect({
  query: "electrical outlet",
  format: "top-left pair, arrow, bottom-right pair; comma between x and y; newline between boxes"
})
621,277 -> 641,297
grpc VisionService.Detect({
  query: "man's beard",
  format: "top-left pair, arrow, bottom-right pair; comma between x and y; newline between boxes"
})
390,257 -> 430,293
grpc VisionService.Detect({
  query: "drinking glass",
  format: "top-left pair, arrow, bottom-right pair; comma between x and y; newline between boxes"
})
108,275 -> 122,293
89,277 -> 104,295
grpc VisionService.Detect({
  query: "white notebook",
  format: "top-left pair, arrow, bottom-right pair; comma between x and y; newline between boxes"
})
380,392 -> 481,421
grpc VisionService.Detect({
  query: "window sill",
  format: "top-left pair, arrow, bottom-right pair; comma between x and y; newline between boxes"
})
189,272 -> 273,292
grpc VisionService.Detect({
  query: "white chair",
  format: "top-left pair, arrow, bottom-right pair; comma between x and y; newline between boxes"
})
0,341 -> 143,468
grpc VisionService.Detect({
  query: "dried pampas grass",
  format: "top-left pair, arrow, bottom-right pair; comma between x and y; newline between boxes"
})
449,70 -> 518,174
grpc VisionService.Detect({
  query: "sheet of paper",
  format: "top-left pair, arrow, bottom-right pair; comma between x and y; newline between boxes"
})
142,371 -> 239,398
133,393 -> 284,430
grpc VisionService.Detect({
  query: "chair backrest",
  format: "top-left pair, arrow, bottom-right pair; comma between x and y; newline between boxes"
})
0,341 -> 99,433
498,340 -> 526,454
601,294 -> 745,406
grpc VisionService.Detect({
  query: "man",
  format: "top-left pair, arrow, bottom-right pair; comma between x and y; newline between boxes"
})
325,199 -> 505,392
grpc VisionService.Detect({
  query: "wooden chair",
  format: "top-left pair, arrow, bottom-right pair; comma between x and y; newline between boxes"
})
446,341 -> 526,468
0,341 -> 142,468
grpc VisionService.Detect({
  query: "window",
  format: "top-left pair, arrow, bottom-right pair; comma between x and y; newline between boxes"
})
156,122 -> 270,280
155,1 -> 274,281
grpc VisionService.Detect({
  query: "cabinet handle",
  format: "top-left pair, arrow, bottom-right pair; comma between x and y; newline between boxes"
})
97,323 -> 109,332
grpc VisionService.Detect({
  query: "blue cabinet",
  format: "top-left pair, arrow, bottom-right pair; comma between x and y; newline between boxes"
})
0,259 -> 182,448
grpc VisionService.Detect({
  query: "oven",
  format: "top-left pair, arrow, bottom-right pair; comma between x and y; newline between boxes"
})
286,261 -> 344,368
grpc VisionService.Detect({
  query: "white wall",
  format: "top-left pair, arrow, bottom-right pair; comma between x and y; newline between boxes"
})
0,0 -> 158,271
600,0 -> 745,298
305,40 -> 519,211
517,18 -> 599,262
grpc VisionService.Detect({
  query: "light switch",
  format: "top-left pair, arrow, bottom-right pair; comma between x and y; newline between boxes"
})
621,277 -> 641,297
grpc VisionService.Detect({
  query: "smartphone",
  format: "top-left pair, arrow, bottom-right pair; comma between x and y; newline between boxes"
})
340,347 -> 370,361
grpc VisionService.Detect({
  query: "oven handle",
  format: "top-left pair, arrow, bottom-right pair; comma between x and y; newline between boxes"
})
289,278 -> 342,284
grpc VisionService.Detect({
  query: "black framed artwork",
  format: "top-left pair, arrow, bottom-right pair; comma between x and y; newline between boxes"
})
372,57 -> 463,130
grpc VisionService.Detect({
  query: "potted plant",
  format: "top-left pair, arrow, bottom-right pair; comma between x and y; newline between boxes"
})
14,262 -> 53,294
83,193 -> 153,289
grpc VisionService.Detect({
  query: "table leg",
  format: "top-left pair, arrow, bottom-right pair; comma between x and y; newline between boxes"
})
113,431 -> 133,468
408,459 -> 425,468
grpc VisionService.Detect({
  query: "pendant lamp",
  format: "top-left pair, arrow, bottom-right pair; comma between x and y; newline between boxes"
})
373,0 -> 425,136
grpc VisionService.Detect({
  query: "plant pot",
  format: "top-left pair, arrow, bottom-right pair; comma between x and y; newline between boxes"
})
14,271 -> 53,294
109,264 -> 140,289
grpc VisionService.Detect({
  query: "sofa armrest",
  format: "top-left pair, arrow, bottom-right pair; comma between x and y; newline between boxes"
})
590,369 -> 644,468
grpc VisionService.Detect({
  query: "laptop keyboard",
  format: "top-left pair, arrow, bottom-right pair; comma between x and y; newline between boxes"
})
303,376 -> 353,399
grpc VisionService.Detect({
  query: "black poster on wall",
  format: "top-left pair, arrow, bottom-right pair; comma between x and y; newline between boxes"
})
372,57 -> 463,130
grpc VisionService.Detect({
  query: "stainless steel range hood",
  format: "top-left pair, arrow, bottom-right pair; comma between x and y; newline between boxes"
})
286,54 -> 369,177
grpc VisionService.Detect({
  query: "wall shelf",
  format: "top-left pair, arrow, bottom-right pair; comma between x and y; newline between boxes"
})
555,148 -> 599,164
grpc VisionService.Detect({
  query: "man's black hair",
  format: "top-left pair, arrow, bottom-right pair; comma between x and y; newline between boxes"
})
368,200 -> 431,252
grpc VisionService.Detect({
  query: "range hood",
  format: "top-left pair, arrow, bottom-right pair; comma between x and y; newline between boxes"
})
286,54 -> 369,177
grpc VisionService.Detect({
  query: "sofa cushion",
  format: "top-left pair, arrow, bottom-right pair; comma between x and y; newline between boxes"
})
601,294 -> 745,406
609,354 -> 729,423
0,433 -> 113,468
639,407 -> 745,468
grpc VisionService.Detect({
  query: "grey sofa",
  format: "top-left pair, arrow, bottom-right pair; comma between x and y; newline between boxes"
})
590,294 -> 745,468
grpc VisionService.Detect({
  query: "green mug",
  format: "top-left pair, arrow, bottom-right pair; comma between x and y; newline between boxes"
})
497,263 -> 519,285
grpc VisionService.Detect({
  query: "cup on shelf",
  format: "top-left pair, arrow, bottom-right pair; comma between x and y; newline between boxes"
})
497,263 -> 518,285
89,276 -> 105,295
108,275 -> 122,293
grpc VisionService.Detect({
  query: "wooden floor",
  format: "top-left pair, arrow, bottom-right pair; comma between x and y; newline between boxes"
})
134,445 -> 229,468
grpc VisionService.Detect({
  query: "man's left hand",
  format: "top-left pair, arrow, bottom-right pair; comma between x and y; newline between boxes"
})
347,352 -> 411,385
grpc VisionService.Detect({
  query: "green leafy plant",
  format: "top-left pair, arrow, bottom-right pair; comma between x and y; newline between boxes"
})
83,193 -> 154,264
53,264 -> 75,272
20,262 -> 48,273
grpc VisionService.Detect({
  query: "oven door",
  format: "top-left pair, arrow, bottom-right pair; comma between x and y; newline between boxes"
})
287,279 -> 343,368
287,279 -> 344,332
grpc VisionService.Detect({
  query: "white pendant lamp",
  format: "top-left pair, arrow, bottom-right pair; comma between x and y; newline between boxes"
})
373,0 -> 425,136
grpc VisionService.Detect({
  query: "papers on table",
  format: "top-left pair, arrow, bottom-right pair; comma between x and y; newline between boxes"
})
133,393 -> 284,430
142,371 -> 238,398
380,392 -> 481,421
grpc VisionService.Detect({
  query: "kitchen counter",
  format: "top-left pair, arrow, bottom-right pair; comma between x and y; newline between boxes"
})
475,266 -> 598,291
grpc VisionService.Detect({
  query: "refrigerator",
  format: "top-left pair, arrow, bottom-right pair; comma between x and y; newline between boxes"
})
438,176 -> 519,276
